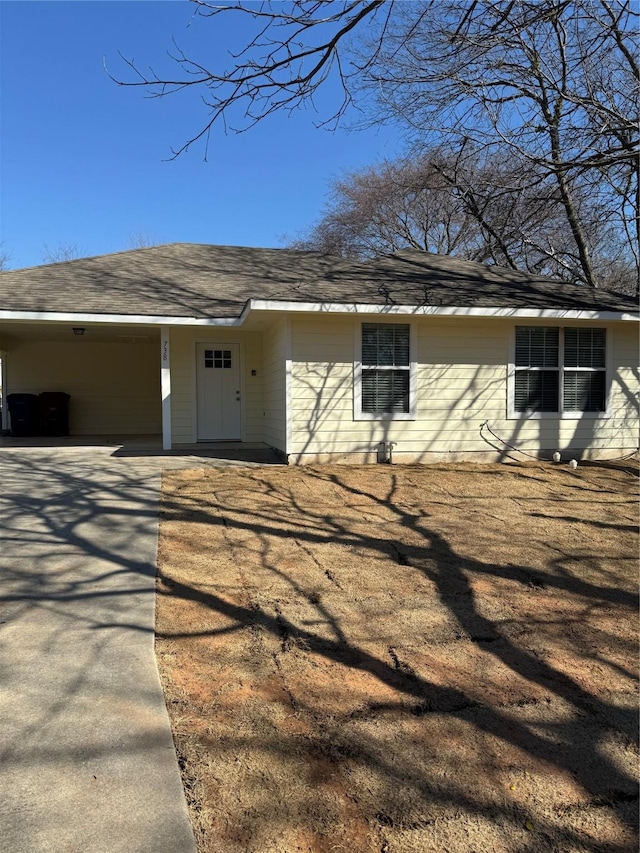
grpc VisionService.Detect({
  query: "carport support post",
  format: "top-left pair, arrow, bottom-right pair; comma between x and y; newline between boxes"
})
161,326 -> 172,450
0,351 -> 6,433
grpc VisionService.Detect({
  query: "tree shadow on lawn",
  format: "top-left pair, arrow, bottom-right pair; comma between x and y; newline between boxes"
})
157,462 -> 639,852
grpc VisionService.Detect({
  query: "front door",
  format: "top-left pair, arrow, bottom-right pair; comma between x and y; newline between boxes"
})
196,343 -> 241,440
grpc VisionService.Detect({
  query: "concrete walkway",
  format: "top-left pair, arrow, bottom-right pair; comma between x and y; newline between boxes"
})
0,444 -> 277,853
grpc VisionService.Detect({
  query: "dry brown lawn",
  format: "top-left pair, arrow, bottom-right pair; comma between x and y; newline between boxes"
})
156,460 -> 639,853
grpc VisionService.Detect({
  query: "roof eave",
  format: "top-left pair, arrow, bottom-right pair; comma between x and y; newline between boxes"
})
0,301 -> 637,327
243,299 -> 638,322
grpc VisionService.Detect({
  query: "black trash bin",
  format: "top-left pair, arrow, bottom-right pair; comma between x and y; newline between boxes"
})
7,393 -> 40,437
39,392 -> 70,437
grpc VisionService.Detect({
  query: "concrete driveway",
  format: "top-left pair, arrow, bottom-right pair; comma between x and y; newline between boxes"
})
0,444 -> 278,853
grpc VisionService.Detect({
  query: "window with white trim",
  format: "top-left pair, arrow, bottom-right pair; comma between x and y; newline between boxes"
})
357,323 -> 412,417
513,326 -> 607,414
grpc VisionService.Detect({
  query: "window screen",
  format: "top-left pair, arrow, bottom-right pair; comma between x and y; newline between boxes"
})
562,328 -> 606,411
362,324 -> 410,367
362,370 -> 410,414
514,370 -> 560,413
361,324 -> 410,414
563,372 -> 606,412
515,326 -> 559,367
513,327 -> 606,414
563,328 -> 606,369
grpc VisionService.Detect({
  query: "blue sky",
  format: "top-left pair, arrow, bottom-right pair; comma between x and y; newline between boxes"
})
1,0 -> 402,270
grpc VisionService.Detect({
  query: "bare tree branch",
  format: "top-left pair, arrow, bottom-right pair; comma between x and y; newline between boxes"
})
291,143 -> 637,292
0,241 -> 13,272
41,242 -> 83,264
111,0 -> 638,287
108,0 -> 387,157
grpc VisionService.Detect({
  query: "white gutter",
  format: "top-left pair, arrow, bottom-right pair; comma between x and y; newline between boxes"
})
242,300 -> 639,322
0,309 -> 240,326
0,301 -> 637,326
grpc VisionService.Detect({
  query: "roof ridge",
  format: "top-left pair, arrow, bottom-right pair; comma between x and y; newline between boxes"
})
1,242 -> 346,274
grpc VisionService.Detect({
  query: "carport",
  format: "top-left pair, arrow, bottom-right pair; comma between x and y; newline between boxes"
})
0,320 -> 162,438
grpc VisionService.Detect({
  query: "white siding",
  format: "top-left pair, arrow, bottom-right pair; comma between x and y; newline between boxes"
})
610,323 -> 640,442
261,318 -> 288,452
289,315 -> 639,462
289,316 -> 354,457
6,340 -> 161,434
169,327 -> 263,445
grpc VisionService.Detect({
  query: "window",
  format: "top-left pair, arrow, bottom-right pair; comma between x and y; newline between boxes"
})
512,326 -> 607,415
204,349 -> 232,369
356,323 -> 414,418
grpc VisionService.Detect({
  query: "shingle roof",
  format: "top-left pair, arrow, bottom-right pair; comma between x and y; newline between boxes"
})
1,243 -> 637,317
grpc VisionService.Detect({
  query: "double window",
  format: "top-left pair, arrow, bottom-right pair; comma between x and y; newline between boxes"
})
355,323 -> 414,419
512,326 -> 607,415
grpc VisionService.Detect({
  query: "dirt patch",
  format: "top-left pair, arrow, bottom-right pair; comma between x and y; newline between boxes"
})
156,461 -> 639,853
